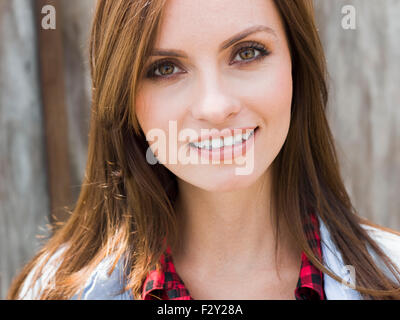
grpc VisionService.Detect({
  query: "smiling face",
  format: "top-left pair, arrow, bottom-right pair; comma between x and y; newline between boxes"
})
135,0 -> 293,192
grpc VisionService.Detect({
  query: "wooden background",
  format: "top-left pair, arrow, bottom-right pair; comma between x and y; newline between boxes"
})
0,0 -> 399,299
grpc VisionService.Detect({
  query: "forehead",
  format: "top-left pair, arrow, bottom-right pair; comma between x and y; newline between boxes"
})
155,0 -> 284,49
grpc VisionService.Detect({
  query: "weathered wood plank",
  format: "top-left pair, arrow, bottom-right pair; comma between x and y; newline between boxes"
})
58,0 -> 95,202
34,0 -> 72,224
0,0 -> 50,299
314,0 -> 400,229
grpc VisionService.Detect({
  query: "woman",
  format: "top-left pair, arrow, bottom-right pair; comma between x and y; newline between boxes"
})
8,0 -> 400,300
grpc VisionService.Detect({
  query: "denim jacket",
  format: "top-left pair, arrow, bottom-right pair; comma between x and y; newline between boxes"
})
19,217 -> 400,300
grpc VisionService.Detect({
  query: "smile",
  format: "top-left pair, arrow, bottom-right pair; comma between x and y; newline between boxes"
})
189,127 -> 258,150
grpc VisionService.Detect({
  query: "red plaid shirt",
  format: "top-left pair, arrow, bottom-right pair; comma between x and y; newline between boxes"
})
141,213 -> 325,300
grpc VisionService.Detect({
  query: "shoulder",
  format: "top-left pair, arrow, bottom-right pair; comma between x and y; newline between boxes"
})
19,244 -> 67,299
71,254 -> 134,300
318,216 -> 400,300
19,245 -> 133,300
359,221 -> 400,270
319,216 -> 400,266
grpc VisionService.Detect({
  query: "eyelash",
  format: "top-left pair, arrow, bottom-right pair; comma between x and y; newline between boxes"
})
145,41 -> 271,81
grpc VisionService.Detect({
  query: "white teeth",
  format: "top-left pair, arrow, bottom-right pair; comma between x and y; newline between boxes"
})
211,138 -> 223,149
191,129 -> 256,150
223,136 -> 234,146
202,139 -> 211,149
243,130 -> 253,140
234,134 -> 243,144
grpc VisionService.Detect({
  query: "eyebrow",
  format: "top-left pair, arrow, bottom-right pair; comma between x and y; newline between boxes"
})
150,25 -> 277,58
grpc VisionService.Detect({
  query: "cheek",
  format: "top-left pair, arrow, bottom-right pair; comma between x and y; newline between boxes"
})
136,76 -> 193,132
135,86 -> 188,162
247,62 -> 293,154
135,87 -> 176,134
248,62 -> 293,124
134,87 -> 151,132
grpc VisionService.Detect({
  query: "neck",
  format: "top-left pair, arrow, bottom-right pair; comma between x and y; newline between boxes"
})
172,168 -> 300,277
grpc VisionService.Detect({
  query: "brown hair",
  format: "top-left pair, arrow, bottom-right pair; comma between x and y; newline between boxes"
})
8,0 -> 400,300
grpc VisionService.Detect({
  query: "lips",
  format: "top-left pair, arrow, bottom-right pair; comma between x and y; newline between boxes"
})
188,126 -> 259,163
189,126 -> 259,149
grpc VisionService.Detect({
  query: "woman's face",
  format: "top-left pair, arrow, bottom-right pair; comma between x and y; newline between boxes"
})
135,0 -> 292,192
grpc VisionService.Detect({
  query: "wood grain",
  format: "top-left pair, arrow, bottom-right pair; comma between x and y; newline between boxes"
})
0,0 -> 50,299
35,0 -> 72,224
314,0 -> 400,229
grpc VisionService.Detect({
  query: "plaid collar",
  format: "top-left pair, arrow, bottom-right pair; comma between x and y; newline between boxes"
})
294,212 -> 325,300
141,245 -> 192,300
142,213 -> 325,300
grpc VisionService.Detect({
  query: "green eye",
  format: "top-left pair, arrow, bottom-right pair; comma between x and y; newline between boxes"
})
146,59 -> 183,79
231,41 -> 270,65
154,62 -> 176,76
238,48 -> 257,60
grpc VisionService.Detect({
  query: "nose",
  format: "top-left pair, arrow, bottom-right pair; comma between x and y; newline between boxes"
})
190,69 -> 241,125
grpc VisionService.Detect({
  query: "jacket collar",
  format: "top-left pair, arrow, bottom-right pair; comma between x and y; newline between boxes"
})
73,216 -> 398,300
318,216 -> 362,299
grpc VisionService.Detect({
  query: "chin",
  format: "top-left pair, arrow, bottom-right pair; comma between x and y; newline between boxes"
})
180,165 -> 264,193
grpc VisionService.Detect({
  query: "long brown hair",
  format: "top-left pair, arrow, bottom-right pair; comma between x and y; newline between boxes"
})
8,0 -> 400,300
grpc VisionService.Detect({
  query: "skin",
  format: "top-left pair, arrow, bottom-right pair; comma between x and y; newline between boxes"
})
135,0 -> 300,299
